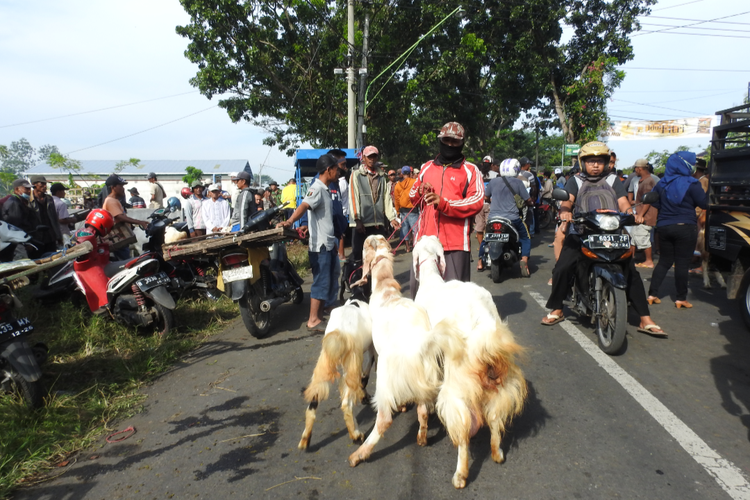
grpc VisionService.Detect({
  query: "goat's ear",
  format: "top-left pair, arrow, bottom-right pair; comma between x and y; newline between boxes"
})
361,247 -> 373,277
437,243 -> 447,276
412,244 -> 421,280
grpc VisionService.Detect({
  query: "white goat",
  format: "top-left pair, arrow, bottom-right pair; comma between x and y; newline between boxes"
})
298,299 -> 376,450
164,226 -> 188,244
348,235 -> 464,468
413,235 -> 527,489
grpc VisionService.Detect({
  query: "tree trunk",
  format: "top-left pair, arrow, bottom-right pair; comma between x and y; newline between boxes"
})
550,75 -> 575,143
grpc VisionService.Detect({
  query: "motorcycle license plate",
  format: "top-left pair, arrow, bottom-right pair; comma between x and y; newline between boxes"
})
588,234 -> 630,249
0,317 -> 34,341
484,233 -> 510,242
222,265 -> 253,283
136,272 -> 170,291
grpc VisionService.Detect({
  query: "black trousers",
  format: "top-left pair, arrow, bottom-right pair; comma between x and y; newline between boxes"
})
350,225 -> 386,262
648,224 -> 698,301
546,234 -> 650,317
410,250 -> 471,299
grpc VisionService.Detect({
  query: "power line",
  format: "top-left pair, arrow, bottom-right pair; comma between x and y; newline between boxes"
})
647,15 -> 750,26
652,0 -> 708,11
610,98 -> 709,116
0,90 -> 200,129
634,10 -> 750,37
640,22 -> 750,33
67,105 -> 217,155
615,88 -> 737,93
619,67 -> 750,72
636,30 -> 750,39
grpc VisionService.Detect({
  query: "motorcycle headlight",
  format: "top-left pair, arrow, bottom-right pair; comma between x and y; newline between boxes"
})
596,214 -> 620,231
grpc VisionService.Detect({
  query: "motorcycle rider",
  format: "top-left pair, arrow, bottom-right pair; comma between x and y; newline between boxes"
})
540,142 -> 665,336
486,158 -> 533,277
228,171 -> 258,231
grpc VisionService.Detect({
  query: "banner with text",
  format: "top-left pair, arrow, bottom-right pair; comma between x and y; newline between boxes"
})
603,116 -> 717,141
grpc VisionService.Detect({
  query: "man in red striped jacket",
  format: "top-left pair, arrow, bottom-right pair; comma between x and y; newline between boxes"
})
409,121 -> 485,297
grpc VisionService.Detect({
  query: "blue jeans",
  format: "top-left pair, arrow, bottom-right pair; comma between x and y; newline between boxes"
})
399,208 -> 419,245
512,218 -> 531,258
309,247 -> 340,309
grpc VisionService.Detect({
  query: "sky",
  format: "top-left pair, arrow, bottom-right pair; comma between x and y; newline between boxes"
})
1,0 -> 749,179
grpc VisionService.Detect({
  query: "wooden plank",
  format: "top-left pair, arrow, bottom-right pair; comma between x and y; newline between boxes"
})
162,227 -> 299,259
0,240 -> 94,286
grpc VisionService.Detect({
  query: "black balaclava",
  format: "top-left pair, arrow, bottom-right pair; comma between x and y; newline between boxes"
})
439,140 -> 464,163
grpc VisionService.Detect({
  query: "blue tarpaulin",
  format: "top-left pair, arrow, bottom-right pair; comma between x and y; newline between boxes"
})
292,149 -> 360,207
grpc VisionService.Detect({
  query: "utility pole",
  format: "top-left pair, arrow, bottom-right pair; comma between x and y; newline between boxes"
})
356,9 -> 370,150
346,0 -> 356,149
535,125 -> 539,171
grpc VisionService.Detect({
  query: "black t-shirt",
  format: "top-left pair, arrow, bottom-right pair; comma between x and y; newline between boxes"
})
564,174 -> 628,201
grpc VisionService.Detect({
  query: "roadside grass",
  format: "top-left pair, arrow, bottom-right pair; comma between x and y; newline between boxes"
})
286,240 -> 311,278
0,292 -> 239,498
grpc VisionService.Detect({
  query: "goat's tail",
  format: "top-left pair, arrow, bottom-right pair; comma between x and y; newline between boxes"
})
431,318 -> 468,365
303,330 -> 364,403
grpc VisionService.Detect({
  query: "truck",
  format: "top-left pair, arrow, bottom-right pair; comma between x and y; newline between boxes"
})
705,102 -> 750,328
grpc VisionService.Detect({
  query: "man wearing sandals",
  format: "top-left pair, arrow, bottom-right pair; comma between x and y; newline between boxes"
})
540,141 -> 666,337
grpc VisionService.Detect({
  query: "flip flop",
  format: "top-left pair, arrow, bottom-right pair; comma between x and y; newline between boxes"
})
635,263 -> 654,268
520,261 -> 530,278
688,268 -> 703,275
541,313 -> 565,326
637,324 -> 668,338
306,321 -> 327,333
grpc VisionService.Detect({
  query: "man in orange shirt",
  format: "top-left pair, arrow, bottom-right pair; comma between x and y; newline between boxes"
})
102,175 -> 149,260
393,166 -> 418,252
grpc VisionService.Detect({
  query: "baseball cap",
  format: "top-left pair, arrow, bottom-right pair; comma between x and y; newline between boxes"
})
229,171 -> 239,180
191,180 -> 203,189
519,157 -> 531,166
437,122 -> 465,141
50,182 -> 66,193
554,168 -> 562,175
236,171 -> 252,182
29,175 -> 47,184
482,155 -> 492,163
12,179 -> 31,189
695,158 -> 708,170
401,166 -> 412,174
363,145 -> 379,157
633,158 -> 649,168
147,172 -> 157,179
208,183 -> 221,192
387,169 -> 396,176
105,174 -> 128,187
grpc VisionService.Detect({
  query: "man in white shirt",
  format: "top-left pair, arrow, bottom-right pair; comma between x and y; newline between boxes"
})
50,183 -> 76,244
201,184 -> 231,234
147,172 -> 166,209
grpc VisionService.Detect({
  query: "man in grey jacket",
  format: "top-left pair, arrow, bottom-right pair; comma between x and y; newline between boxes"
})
228,171 -> 258,230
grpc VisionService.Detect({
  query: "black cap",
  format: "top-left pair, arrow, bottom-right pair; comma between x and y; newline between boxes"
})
327,148 -> 346,157
236,171 -> 252,182
105,174 -> 128,187
147,172 -> 157,179
316,154 -> 338,173
269,181 -> 278,186
50,182 -> 66,194
128,187 -> 139,194
695,158 -> 708,170
519,157 -> 531,166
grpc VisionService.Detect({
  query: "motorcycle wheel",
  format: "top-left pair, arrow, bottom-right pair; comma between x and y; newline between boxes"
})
239,295 -> 272,339
292,286 -> 304,305
538,210 -> 553,230
3,369 -> 45,409
595,281 -> 627,354
153,302 -> 175,339
490,261 -> 502,283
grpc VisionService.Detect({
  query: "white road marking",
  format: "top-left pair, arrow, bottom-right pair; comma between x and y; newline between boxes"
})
528,290 -> 750,500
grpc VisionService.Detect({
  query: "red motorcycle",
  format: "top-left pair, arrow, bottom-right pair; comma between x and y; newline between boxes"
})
72,210 -> 175,338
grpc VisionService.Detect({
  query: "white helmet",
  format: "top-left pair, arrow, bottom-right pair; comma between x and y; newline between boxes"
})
499,158 -> 521,177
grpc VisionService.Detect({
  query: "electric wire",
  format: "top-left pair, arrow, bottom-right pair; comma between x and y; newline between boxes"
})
610,98 -> 709,116
647,15 -> 750,26
0,90 -> 199,129
651,0 -> 708,11
636,30 -> 750,39
634,10 -> 750,37
618,67 -> 750,72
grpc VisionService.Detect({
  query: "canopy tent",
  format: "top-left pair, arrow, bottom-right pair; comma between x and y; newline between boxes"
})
292,148 -> 360,206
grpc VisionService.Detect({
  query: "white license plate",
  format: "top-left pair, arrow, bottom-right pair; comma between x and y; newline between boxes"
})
588,234 -> 630,249
485,233 -> 510,242
222,265 -> 253,283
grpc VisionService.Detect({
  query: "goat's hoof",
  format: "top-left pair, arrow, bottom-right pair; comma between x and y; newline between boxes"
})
350,430 -> 364,443
452,473 -> 467,489
417,431 -> 428,447
491,448 -> 505,463
398,404 -> 408,413
348,452 -> 365,467
298,438 -> 309,450
361,393 -> 371,405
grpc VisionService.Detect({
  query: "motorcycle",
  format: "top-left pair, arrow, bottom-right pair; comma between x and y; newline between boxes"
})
482,216 -> 522,283
0,262 -> 47,409
72,231 -> 176,338
535,201 -> 555,230
218,204 -> 304,338
551,188 -> 659,354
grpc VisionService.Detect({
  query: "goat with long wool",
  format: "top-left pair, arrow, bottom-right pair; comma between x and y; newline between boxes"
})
348,235 -> 465,468
298,299 -> 375,450
413,235 -> 527,489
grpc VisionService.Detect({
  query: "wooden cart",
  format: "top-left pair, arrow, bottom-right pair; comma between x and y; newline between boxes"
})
161,227 -> 300,260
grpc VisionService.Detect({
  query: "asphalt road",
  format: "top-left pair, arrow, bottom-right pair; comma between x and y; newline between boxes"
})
15,231 -> 750,500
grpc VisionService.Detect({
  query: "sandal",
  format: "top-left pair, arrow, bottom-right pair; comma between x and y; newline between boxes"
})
647,296 -> 661,305
520,261 -> 530,278
635,263 -> 654,269
675,301 -> 693,309
637,324 -> 668,338
541,313 -> 565,326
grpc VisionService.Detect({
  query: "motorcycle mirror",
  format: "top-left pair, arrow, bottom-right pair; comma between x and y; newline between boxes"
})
642,191 -> 659,205
552,188 -> 570,202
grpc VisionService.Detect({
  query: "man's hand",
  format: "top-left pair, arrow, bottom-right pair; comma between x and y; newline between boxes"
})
298,225 -> 309,238
390,219 -> 401,231
276,220 -> 292,228
423,192 -> 440,206
355,219 -> 365,234
139,220 -> 149,230
559,211 -> 573,222
212,226 -> 221,233
418,182 -> 434,196
634,214 -> 644,224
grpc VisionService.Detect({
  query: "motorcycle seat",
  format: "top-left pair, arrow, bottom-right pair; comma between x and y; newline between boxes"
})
104,259 -> 132,278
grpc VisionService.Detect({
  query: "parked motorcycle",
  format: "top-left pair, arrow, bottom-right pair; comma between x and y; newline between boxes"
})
0,262 -> 47,408
482,216 -> 522,283
218,204 -> 304,338
551,188 -> 659,354
72,210 -> 176,338
536,201 -> 555,230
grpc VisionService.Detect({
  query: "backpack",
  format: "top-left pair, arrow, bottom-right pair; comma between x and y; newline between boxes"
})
573,174 -> 619,213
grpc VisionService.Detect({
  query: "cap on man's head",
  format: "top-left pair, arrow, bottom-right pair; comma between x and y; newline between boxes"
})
482,155 -> 493,163
229,171 -> 239,180
269,181 -> 278,186
387,169 -> 396,176
128,187 -> 139,194
50,182 -> 66,193
519,157 -> 531,166
147,172 -> 157,179
316,154 -> 338,173
29,175 -> 47,184
12,179 -> 31,190
236,171 -> 252,182
363,145 -> 379,157
633,158 -> 649,168
191,180 -> 203,189
105,174 -> 128,187
696,158 -> 708,170
554,168 -> 562,175
437,122 -> 465,141
208,184 -> 221,192
401,166 -> 412,174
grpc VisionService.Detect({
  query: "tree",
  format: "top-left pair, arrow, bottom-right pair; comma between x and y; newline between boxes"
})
115,158 -> 142,174
646,145 -> 693,174
0,172 -> 16,196
37,144 -> 60,163
47,152 -> 83,175
182,166 -> 204,186
0,138 -> 36,174
256,174 -> 276,186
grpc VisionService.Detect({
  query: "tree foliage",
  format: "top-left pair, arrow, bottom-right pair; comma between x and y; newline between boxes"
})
0,139 -> 63,174
47,152 -> 82,174
115,158 -> 142,174
176,0 -> 653,164
646,145 -> 693,173
182,166 -> 204,186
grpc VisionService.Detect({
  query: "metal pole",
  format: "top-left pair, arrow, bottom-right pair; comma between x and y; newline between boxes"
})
535,126 -> 539,170
561,144 -> 564,169
347,0 -> 356,149
356,10 -> 370,150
